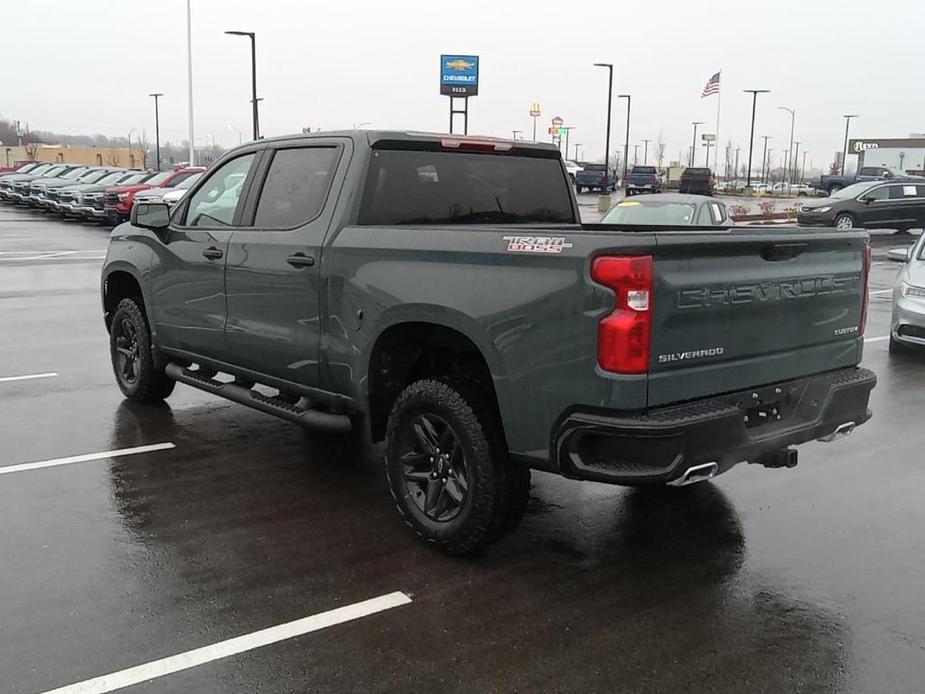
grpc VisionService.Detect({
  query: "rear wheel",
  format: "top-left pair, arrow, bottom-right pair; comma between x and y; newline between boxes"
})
576,185 -> 583,194
385,379 -> 529,554
834,213 -> 855,230
828,184 -> 844,194
109,298 -> 175,402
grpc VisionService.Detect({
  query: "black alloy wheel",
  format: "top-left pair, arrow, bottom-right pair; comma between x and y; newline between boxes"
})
113,315 -> 142,387
399,413 -> 469,522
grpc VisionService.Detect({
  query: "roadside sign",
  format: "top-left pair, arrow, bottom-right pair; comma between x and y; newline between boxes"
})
440,55 -> 479,97
552,116 -> 564,127
701,133 -> 716,142
530,101 -> 541,117
548,127 -> 560,135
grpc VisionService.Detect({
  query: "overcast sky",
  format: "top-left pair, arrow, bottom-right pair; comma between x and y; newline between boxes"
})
4,0 -> 925,171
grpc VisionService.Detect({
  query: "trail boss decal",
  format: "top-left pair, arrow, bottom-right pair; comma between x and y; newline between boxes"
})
503,236 -> 574,254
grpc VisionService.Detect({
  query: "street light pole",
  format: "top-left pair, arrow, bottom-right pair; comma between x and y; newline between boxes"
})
149,93 -> 163,171
594,63 -> 614,205
512,129 -> 522,140
743,89 -> 770,188
228,125 -> 243,146
801,150 -> 808,183
225,31 -> 260,140
778,106 -> 795,193
642,138 -> 650,165
690,121 -> 703,166
792,141 -> 800,187
186,0 -> 194,165
618,94 -> 631,186
842,114 -> 858,175
574,143 -> 582,161
760,135 -> 771,183
633,144 -> 639,165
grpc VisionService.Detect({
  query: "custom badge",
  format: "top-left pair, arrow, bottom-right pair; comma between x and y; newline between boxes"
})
502,236 -> 574,254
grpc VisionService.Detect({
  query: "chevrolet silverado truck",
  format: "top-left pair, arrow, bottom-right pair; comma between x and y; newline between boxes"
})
101,130 -> 877,554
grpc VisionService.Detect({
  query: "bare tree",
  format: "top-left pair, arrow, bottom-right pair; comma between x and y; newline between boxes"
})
107,152 -> 122,166
654,131 -> 667,169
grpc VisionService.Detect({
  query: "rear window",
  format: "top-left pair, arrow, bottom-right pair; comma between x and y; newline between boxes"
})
632,166 -> 657,174
684,168 -> 711,175
358,149 -> 574,225
583,164 -> 606,172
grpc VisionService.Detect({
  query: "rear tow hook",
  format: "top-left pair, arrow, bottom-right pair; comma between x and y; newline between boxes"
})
754,447 -> 799,469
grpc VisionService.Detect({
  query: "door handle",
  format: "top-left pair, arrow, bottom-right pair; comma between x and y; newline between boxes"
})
287,253 -> 315,268
202,247 -> 224,260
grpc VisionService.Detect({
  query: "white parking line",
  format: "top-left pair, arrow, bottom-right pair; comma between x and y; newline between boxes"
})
40,591 -> 413,694
870,289 -> 894,295
865,335 -> 890,343
0,371 -> 58,383
0,443 -> 175,476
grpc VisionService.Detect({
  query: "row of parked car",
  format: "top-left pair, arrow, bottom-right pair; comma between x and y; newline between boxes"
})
0,161 -> 204,224
572,164 -> 718,196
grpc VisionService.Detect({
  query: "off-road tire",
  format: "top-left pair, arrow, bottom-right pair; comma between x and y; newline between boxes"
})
385,378 -> 530,554
109,297 -> 175,402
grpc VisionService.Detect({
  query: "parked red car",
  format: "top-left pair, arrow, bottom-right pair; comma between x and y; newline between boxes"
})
103,166 -> 205,224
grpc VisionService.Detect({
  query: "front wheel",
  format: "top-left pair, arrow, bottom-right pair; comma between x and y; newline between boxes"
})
834,213 -> 855,230
385,379 -> 529,554
109,298 -> 175,402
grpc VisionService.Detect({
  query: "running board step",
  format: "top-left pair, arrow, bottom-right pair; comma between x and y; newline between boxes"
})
165,363 -> 352,433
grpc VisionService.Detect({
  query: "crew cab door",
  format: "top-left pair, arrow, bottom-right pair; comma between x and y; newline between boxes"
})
224,141 -> 347,388
149,152 -> 258,360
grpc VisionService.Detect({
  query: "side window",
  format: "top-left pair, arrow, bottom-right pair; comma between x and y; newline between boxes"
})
696,205 -> 712,225
711,202 -> 725,223
887,185 -> 917,200
184,154 -> 255,227
253,147 -> 339,228
865,186 -> 889,201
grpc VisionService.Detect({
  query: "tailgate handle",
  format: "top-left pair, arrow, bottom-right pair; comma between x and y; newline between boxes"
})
761,243 -> 807,261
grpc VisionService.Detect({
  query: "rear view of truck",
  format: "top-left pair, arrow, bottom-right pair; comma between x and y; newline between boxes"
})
556,226 -> 876,489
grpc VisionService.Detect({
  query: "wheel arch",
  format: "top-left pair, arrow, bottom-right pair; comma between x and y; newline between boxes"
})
365,317 -> 507,444
102,265 -> 150,333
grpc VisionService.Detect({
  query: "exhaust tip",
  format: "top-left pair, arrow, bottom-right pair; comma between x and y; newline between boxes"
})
667,461 -> 718,487
817,421 -> 856,443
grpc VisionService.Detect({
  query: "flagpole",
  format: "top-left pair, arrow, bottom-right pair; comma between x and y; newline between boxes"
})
714,70 -> 721,177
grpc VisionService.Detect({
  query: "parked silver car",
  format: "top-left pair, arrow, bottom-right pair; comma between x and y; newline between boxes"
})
888,233 -> 925,353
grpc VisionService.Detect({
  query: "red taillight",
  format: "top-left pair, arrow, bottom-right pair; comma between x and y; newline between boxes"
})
860,243 -> 872,335
591,255 -> 654,374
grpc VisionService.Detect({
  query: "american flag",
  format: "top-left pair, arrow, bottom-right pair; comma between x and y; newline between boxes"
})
702,72 -> 720,97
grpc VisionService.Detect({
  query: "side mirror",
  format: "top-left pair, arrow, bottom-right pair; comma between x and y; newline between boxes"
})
859,196 -> 872,204
887,247 -> 912,262
131,202 -> 170,233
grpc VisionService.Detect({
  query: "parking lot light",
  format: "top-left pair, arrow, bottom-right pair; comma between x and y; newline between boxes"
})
743,89 -> 770,188
593,63 -> 614,209
842,114 -> 859,175
149,93 -> 163,172
690,122 -> 703,166
778,106 -> 795,194
225,31 -> 260,141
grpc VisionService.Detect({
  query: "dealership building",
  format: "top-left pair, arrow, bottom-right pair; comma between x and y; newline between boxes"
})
848,137 -> 925,176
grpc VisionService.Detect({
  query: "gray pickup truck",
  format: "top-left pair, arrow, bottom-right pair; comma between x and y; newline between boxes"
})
102,130 -> 876,553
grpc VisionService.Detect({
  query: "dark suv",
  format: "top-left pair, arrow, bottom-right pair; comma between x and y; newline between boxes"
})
679,167 -> 714,195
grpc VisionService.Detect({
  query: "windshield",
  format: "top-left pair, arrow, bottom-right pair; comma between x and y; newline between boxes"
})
43,166 -> 68,177
93,171 -> 124,186
830,181 -> 878,199
144,171 -> 173,186
358,149 -> 575,225
602,200 -> 696,224
176,172 -> 203,189
27,164 -> 53,176
14,163 -> 39,173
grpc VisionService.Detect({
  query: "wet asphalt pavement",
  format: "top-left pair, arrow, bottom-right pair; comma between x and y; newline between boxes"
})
1,205 -> 924,694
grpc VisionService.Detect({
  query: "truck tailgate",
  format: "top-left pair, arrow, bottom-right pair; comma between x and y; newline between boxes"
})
648,228 -> 869,407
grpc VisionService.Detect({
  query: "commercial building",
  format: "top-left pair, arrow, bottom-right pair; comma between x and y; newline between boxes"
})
1,145 -> 146,169
848,137 -> 925,176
